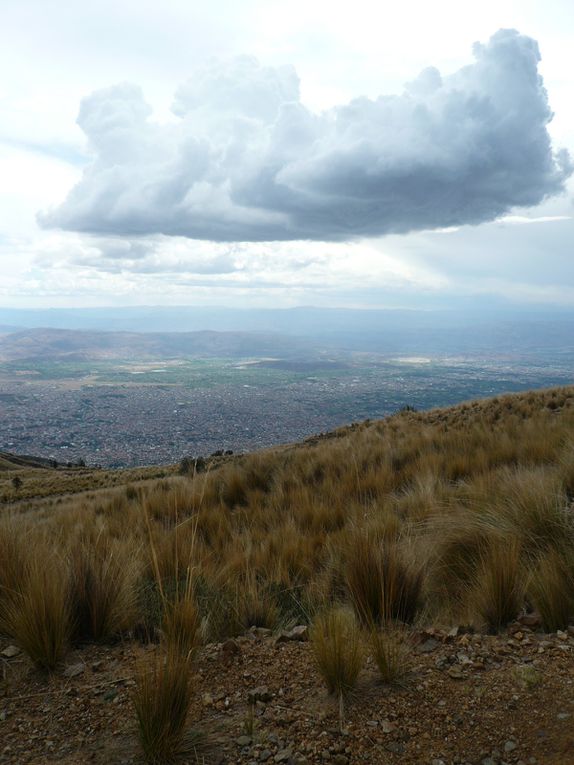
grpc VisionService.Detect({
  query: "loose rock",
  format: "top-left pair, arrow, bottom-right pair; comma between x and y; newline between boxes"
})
275,626 -> 309,643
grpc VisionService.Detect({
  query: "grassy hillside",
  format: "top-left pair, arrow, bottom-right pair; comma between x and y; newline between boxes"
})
1,386 -> 574,764
3,385 -> 574,627
0,451 -> 175,503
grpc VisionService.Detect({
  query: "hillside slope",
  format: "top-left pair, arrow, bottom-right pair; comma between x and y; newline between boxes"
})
1,386 -> 574,765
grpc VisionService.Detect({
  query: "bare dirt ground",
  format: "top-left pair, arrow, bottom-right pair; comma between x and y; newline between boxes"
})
1,624 -> 573,765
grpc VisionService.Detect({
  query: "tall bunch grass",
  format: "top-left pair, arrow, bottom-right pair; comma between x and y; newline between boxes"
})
133,650 -> 197,764
370,625 -> 410,685
528,548 -> 574,632
491,468 -> 572,558
235,574 -> 280,632
310,606 -> 364,700
68,536 -> 139,643
161,592 -> 202,660
0,517 -> 30,634
427,513 -> 495,619
144,494 -> 203,657
470,539 -> 524,633
5,551 -> 71,671
345,533 -> 422,626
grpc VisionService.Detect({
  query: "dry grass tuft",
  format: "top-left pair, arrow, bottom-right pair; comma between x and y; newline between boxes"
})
370,625 -> 410,685
161,596 -> 202,660
345,533 -> 423,626
235,575 -> 280,632
68,536 -> 139,643
528,548 -> 574,632
133,650 -> 198,764
470,539 -> 524,633
428,513 -> 494,617
0,517 -> 30,634
309,606 -> 364,699
5,549 -> 71,671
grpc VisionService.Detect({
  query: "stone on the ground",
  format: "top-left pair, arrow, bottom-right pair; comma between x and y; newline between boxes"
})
63,663 -> 85,678
1,645 -> 20,659
275,626 -> 309,643
248,686 -> 272,704
2,645 -> 22,659
417,638 -> 439,653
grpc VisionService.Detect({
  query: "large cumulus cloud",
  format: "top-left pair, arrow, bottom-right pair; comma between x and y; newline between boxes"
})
40,30 -> 572,242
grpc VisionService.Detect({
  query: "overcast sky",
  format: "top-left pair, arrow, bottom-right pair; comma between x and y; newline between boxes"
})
1,0 -> 573,309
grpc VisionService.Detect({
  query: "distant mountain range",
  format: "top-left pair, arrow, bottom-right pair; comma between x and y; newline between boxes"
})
0,327 -> 316,363
1,306 -> 574,360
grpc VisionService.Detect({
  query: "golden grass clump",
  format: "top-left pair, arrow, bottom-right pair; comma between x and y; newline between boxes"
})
490,467 -> 572,558
68,536 -> 140,643
133,650 -> 198,765
5,550 -> 71,671
528,548 -> 574,632
310,606 -> 364,699
370,625 -> 410,685
234,575 -> 280,632
0,516 -> 31,634
470,539 -> 525,633
427,513 -> 499,621
345,532 -> 423,626
161,592 -> 202,660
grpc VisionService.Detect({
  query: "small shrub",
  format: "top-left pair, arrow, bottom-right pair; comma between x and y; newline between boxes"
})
310,607 -> 364,699
179,457 -> 193,476
178,457 -> 207,476
133,650 -> 198,764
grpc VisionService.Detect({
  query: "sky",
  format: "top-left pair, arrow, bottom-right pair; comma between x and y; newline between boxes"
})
1,0 -> 573,310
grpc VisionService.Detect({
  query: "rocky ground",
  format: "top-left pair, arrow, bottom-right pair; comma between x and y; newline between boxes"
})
1,621 -> 573,765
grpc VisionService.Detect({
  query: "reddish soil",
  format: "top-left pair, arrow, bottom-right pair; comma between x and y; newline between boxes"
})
1,625 -> 573,765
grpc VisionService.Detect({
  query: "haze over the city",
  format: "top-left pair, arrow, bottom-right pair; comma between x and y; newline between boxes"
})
1,0 -> 573,312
